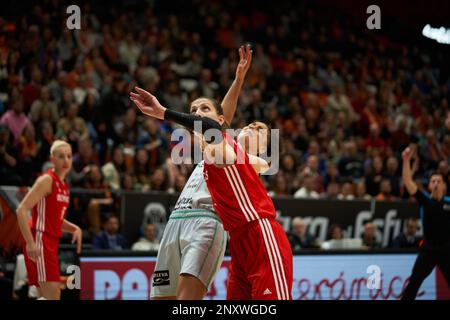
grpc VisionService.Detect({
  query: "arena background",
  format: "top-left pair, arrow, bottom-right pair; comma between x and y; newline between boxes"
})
0,0 -> 449,300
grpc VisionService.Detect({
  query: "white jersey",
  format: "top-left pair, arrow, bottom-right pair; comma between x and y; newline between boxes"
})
152,161 -> 226,298
173,161 -> 214,212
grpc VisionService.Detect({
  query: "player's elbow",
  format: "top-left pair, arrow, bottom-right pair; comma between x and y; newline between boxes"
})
258,161 -> 270,174
16,205 -> 26,218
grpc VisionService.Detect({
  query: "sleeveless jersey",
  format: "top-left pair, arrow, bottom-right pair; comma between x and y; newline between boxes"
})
31,168 -> 70,238
173,161 -> 215,213
203,134 -> 276,231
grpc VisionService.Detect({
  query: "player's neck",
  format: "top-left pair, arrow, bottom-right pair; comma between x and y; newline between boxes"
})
431,193 -> 443,201
53,169 -> 66,182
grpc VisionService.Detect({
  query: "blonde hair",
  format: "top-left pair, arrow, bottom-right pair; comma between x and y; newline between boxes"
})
50,140 -> 71,156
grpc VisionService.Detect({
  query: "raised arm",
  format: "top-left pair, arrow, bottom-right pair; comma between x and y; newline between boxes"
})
402,147 -> 418,195
130,87 -> 235,166
130,87 -> 223,137
221,44 -> 252,125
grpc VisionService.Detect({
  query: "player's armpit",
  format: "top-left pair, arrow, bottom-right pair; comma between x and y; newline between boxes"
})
248,154 -> 269,174
204,140 -> 236,168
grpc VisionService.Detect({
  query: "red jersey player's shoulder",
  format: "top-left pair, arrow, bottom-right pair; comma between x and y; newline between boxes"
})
46,168 -> 68,187
33,174 -> 53,196
36,173 -> 53,185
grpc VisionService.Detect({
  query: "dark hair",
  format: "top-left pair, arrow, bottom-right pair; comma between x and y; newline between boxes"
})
111,152 -> 126,174
134,148 -> 151,175
85,164 -> 104,186
406,217 -> 419,225
192,97 -> 223,115
281,152 -> 297,172
105,213 -> 119,223
430,172 -> 444,180
327,224 -> 343,240
192,97 -> 228,129
208,98 -> 224,116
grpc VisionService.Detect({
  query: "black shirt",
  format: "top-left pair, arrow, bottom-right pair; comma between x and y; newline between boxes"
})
391,233 -> 422,249
287,233 -> 317,250
415,190 -> 450,247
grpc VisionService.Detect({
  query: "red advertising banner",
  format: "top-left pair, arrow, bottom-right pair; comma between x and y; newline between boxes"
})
80,254 -> 450,300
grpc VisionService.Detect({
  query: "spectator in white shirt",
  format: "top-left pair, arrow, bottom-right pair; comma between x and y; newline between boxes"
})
294,174 -> 320,199
132,223 -> 160,252
337,182 -> 355,200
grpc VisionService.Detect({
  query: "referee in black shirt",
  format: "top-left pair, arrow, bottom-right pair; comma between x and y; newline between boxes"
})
401,147 -> 450,300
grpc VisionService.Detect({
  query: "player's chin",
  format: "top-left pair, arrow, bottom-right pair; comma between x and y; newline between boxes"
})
60,167 -> 71,174
192,135 -> 203,147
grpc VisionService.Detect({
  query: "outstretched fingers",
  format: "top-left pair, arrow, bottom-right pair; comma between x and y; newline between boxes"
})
130,91 -> 143,102
135,86 -> 154,100
246,44 -> 253,64
131,96 -> 146,113
239,45 -> 244,61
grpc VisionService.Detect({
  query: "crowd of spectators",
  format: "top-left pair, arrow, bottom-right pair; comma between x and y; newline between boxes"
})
286,217 -> 423,250
0,1 -> 449,247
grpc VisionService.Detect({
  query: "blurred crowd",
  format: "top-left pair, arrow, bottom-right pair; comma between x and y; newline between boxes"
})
0,1 -> 449,216
3,1 -> 450,302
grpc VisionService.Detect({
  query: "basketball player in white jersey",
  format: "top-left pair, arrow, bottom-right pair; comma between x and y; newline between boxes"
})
150,45 -> 252,299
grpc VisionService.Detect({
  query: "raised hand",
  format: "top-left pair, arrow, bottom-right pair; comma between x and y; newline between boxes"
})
130,87 -> 166,120
235,44 -> 253,81
402,147 -> 412,161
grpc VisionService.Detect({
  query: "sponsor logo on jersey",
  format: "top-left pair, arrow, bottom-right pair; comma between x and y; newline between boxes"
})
263,288 -> 272,295
57,194 -> 70,203
152,270 -> 170,287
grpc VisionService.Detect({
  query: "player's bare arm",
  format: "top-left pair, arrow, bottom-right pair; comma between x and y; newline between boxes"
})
16,175 -> 52,262
221,44 -> 252,125
402,147 -> 418,195
130,87 -> 235,166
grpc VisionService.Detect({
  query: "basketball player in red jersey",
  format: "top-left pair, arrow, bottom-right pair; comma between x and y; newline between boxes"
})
16,140 -> 82,300
202,126 -> 292,300
130,88 -> 292,300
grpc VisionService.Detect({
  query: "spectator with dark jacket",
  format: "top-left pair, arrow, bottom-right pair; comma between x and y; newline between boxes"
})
361,222 -> 381,249
391,217 -> 422,248
92,215 -> 128,250
287,217 -> 317,250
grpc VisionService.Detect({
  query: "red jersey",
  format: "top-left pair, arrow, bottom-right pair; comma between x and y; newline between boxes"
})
203,134 -> 276,231
31,168 -> 70,239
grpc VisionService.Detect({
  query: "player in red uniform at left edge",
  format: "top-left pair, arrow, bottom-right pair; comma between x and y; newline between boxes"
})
16,140 -> 82,300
